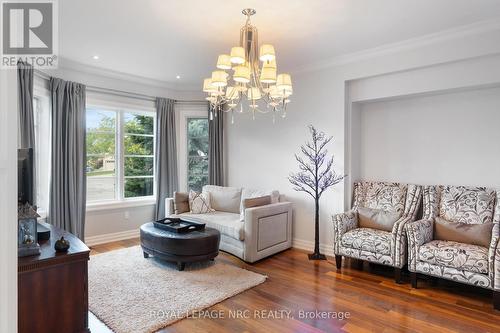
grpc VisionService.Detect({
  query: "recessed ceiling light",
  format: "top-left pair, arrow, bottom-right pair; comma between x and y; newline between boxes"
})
176,75 -> 181,79
92,55 -> 99,60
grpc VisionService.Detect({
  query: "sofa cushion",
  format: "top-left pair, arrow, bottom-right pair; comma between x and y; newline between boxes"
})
434,217 -> 493,247
357,207 -> 401,232
418,240 -> 488,274
439,186 -> 496,224
173,191 -> 189,214
341,228 -> 392,255
202,185 -> 242,214
180,211 -> 244,241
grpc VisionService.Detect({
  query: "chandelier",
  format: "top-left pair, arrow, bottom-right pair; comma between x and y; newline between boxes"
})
202,8 -> 293,123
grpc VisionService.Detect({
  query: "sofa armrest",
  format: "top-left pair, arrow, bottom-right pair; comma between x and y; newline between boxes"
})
405,218 -> 434,270
165,197 -> 174,217
332,210 -> 357,254
243,202 -> 293,263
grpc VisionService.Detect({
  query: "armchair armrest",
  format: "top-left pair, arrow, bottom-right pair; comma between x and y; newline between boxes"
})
489,223 -> 500,289
164,197 -> 174,217
405,219 -> 434,270
332,210 -> 357,254
243,202 -> 293,263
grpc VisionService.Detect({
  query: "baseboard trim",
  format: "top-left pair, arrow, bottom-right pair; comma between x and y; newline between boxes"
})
85,229 -> 139,247
292,238 -> 334,257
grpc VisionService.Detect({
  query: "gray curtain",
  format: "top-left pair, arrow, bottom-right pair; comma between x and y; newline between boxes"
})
49,77 -> 87,240
17,61 -> 36,204
208,103 -> 224,185
155,98 -> 178,219
18,61 -> 35,149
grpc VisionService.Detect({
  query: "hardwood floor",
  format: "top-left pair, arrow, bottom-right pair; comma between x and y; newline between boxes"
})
89,239 -> 500,333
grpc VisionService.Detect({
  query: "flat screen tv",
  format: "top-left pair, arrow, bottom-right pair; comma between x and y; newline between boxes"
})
18,148 -> 34,205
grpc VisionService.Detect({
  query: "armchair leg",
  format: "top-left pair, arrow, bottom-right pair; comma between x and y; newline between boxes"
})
494,291 -> 500,311
335,255 -> 342,270
394,268 -> 402,284
410,272 -> 417,288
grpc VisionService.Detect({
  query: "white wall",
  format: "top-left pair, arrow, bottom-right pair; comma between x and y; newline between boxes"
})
226,21 -> 500,255
0,69 -> 19,332
357,86 -> 500,187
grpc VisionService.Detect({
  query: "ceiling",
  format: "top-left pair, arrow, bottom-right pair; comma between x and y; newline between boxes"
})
59,0 -> 500,89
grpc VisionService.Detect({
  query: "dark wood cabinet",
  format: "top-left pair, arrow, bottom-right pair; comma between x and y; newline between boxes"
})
18,222 -> 90,333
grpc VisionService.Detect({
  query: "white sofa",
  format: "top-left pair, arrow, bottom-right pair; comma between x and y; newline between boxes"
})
165,185 -> 293,263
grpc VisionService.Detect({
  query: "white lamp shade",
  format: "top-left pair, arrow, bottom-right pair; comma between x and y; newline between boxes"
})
230,46 -> 245,64
259,44 -> 275,62
216,54 -> 232,70
247,87 -> 262,100
211,70 -> 228,87
226,86 -> 239,100
260,66 -> 277,84
203,78 -> 218,93
269,85 -> 292,98
233,65 -> 250,83
276,73 -> 292,90
263,58 -> 277,69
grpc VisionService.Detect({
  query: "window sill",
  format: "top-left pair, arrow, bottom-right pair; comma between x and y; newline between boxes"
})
86,198 -> 156,212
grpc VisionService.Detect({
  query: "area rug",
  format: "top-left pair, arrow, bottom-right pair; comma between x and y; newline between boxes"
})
89,245 -> 266,333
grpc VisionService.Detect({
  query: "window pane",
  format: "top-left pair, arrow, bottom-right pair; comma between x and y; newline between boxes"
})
87,109 -> 116,132
188,156 -> 208,174
188,137 -> 208,157
124,178 -> 154,198
124,157 -> 154,176
187,118 -> 209,192
87,133 -> 115,155
124,135 -> 154,155
86,108 -> 117,202
124,113 -> 154,135
86,156 -> 116,201
187,118 -> 208,137
188,174 -> 208,192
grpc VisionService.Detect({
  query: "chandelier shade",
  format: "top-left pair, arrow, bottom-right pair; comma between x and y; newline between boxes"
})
202,8 -> 293,123
216,54 -> 232,70
230,47 -> 246,64
259,44 -> 276,62
211,70 -> 228,87
233,65 -> 251,83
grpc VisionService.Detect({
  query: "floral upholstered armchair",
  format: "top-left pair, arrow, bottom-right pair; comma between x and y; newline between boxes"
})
332,181 -> 422,283
405,185 -> 500,309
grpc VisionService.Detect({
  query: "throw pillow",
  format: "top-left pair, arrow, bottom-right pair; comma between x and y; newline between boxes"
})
357,207 -> 401,232
202,185 -> 242,213
434,216 -> 493,247
173,191 -> 189,214
188,190 -> 214,214
240,195 -> 272,221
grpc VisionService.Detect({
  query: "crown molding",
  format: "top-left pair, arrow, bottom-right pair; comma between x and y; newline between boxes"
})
292,19 -> 500,75
56,57 -> 200,92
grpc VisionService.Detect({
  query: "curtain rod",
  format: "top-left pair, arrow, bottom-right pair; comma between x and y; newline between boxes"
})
34,69 -> 206,104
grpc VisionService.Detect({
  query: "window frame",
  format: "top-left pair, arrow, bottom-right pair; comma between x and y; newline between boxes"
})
176,104 -> 209,193
85,101 -> 156,208
186,117 -> 209,192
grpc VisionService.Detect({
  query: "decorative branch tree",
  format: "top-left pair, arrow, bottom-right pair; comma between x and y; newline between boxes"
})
288,125 -> 345,260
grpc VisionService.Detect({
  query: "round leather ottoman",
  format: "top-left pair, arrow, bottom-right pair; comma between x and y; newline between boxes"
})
140,222 -> 220,271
